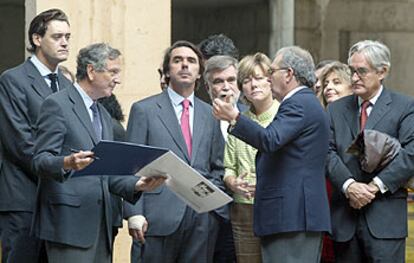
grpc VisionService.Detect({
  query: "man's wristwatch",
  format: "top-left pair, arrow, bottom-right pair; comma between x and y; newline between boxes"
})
229,112 -> 241,127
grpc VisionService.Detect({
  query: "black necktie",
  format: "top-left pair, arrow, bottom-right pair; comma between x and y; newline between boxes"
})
47,73 -> 58,93
90,102 -> 102,141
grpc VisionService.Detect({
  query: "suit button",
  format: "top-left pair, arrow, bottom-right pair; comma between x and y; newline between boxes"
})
97,199 -> 102,205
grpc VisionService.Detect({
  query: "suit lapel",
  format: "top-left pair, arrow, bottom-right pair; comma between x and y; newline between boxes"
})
342,95 -> 360,138
24,60 -> 53,99
191,99 -> 207,164
365,88 -> 392,130
68,87 -> 99,145
156,92 -> 190,162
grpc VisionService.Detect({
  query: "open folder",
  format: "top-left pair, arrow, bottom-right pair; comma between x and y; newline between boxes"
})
73,140 -> 232,213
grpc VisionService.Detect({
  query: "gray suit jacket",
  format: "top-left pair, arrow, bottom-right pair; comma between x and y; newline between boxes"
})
0,59 -> 72,212
31,86 -> 141,249
326,88 -> 414,241
124,90 -> 227,236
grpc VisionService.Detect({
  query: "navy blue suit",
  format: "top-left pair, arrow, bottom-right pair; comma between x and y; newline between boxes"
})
230,88 -> 331,236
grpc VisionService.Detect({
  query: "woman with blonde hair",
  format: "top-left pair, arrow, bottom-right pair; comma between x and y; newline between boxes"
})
319,61 -> 352,263
320,61 -> 353,107
223,52 -> 279,263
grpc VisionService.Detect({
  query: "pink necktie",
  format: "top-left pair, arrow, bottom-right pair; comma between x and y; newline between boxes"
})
360,100 -> 370,131
181,99 -> 192,157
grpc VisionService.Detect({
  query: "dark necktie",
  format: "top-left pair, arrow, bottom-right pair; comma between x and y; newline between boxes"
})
90,102 -> 102,141
47,73 -> 58,93
180,99 -> 192,157
360,100 -> 370,131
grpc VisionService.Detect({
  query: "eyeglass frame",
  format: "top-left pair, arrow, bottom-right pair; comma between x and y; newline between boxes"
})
267,67 -> 289,76
348,66 -> 376,78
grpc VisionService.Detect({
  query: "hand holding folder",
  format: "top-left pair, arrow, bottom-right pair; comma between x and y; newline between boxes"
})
73,140 -> 232,213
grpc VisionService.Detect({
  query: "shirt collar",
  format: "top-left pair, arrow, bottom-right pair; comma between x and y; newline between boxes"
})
247,100 -> 279,122
358,85 -> 383,107
30,55 -> 58,77
74,82 -> 94,109
282,86 -> 307,102
167,87 -> 194,107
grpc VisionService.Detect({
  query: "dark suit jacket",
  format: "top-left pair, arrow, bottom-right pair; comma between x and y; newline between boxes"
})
0,59 -> 72,212
31,86 -> 141,249
124,90 -> 227,236
326,88 -> 414,241
230,88 -> 331,237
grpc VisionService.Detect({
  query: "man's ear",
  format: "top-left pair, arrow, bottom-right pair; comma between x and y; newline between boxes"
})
86,64 -> 95,81
285,68 -> 295,84
377,66 -> 389,82
32,33 -> 42,48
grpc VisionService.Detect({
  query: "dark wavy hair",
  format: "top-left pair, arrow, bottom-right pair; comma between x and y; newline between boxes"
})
27,9 -> 69,53
198,34 -> 239,60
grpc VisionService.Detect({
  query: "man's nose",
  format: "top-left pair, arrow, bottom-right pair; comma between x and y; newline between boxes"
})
114,76 -> 121,85
61,37 -> 68,46
181,59 -> 188,68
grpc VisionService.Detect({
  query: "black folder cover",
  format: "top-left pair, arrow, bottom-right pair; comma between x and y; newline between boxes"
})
73,140 -> 169,176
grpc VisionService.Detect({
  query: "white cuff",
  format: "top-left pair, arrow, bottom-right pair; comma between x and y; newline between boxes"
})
373,177 -> 388,194
128,215 -> 146,230
342,178 -> 356,197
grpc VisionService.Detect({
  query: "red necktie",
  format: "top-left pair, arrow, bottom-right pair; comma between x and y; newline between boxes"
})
360,100 -> 370,131
181,99 -> 192,157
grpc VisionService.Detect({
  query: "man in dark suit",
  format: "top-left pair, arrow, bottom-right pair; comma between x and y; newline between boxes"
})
326,40 -> 414,262
125,40 -> 227,263
0,9 -> 72,262
213,46 -> 331,263
31,43 -> 165,263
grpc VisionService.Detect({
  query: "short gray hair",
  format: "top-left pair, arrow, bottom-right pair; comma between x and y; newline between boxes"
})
203,55 -> 238,86
276,46 -> 316,88
348,40 -> 391,72
76,43 -> 121,81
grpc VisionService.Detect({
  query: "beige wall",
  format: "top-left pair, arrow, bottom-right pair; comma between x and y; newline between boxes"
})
35,0 -> 171,120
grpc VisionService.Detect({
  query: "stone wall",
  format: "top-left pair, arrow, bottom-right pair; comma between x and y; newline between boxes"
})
296,0 -> 414,96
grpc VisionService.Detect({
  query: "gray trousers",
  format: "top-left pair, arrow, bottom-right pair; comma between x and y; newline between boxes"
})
0,211 -> 45,263
261,231 -> 323,263
334,214 -> 405,263
133,207 -> 219,263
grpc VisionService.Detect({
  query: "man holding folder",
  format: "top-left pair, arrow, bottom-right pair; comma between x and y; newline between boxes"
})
31,43 -> 165,263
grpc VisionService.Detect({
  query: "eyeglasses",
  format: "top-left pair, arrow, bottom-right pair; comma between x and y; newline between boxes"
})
348,66 -> 374,78
267,67 -> 289,76
102,67 -> 121,77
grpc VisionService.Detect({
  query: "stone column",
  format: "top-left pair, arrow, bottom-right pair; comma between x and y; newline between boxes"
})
268,0 -> 295,56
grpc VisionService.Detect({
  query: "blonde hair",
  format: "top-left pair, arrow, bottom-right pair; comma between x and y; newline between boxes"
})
320,61 -> 352,106
237,52 -> 271,91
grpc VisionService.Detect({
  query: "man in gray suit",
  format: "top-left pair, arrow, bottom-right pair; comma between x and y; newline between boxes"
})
125,40 -> 227,263
327,40 -> 414,262
0,9 -> 72,263
31,43 -> 165,263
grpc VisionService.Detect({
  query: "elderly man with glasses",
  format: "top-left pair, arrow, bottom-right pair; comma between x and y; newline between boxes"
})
326,40 -> 414,262
213,46 -> 331,263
